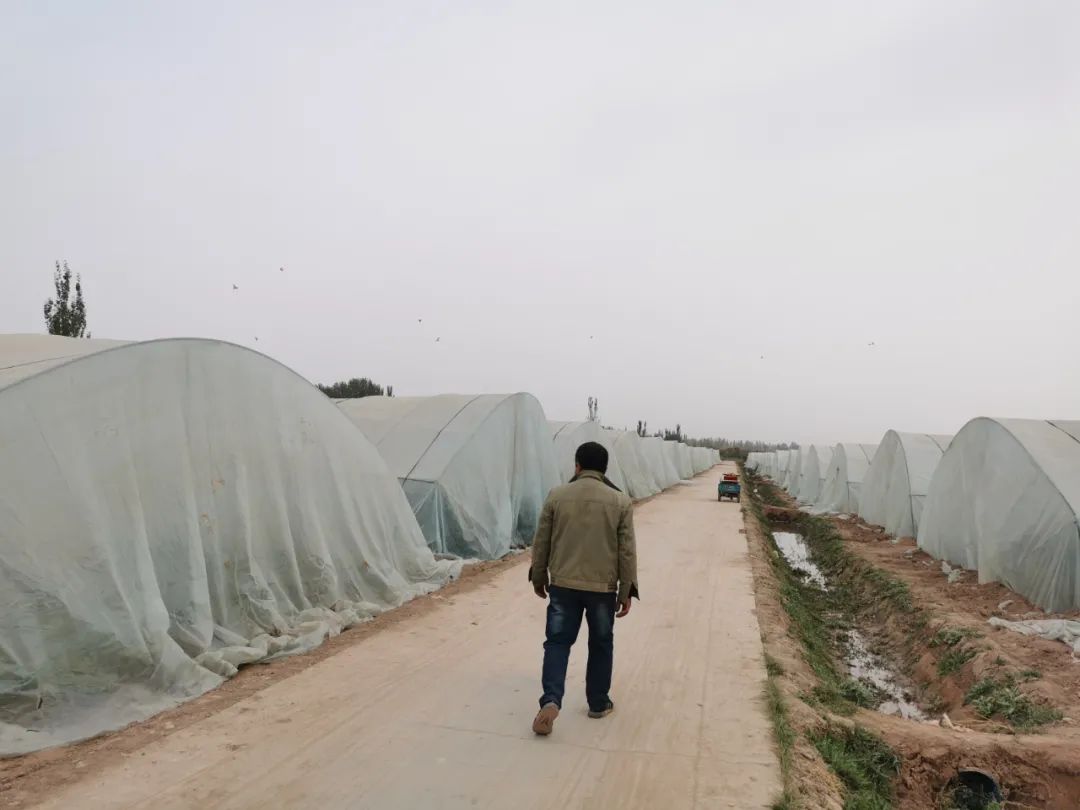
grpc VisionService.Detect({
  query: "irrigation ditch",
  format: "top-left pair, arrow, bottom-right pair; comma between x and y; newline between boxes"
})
742,469 -> 1080,810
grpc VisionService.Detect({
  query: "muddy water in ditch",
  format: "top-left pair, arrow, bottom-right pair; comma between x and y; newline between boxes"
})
773,531 -> 925,721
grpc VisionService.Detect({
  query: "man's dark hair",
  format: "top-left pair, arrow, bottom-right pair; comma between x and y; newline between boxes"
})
575,441 -> 609,474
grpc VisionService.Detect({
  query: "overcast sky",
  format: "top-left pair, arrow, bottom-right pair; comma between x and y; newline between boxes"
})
3,1 -> 1078,444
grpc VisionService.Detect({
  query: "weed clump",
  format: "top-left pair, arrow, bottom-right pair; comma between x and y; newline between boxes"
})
938,647 -> 977,676
813,725 -> 899,810
965,675 -> 1062,731
930,627 -> 981,648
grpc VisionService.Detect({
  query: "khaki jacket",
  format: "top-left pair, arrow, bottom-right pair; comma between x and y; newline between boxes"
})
529,470 -> 639,601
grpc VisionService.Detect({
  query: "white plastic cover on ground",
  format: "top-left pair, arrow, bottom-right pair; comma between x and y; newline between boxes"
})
858,431 -> 953,540
608,430 -> 660,499
549,420 -> 628,492
339,394 -> 560,560
816,443 -> 878,514
918,418 -> 1080,612
641,437 -> 679,490
987,617 -> 1080,657
0,335 -> 461,756
745,452 -> 760,471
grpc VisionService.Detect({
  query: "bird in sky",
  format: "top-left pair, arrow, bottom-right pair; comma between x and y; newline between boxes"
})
232,284 -> 239,291
254,336 -> 259,342
279,267 -> 284,272
435,337 -> 441,343
418,318 -> 423,324
868,342 -> 876,347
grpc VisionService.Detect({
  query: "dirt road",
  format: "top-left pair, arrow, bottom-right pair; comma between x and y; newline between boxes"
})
32,465 -> 779,809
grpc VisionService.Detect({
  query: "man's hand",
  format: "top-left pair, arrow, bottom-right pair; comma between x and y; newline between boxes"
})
616,597 -> 632,618
533,582 -> 548,599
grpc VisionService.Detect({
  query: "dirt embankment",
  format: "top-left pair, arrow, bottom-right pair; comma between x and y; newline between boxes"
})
833,517 -> 1080,808
745,476 -> 1080,809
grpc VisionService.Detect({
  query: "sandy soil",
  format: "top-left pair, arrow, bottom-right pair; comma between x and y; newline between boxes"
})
8,466 -> 780,810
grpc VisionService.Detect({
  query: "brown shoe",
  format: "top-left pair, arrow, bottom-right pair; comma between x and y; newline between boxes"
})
532,702 -> 559,735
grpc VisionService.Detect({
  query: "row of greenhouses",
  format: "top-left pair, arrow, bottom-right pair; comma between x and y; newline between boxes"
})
747,418 -> 1080,613
0,334 -> 718,755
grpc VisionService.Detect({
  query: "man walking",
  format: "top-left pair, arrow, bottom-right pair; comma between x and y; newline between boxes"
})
529,441 -> 638,736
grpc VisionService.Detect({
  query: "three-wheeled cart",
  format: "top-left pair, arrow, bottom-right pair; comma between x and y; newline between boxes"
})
718,473 -> 741,502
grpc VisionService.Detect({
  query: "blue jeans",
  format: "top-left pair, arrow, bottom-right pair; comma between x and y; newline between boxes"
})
540,585 -> 616,712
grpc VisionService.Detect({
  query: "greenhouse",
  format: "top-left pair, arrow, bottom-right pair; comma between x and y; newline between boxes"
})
609,430 -> 660,499
549,420 -> 627,492
641,436 -> 680,490
692,446 -> 715,474
816,443 -> 878,514
338,393 -> 560,560
672,442 -> 695,480
858,431 -> 952,540
0,335 -> 459,756
783,447 -> 802,495
795,444 -> 833,504
773,449 -> 792,485
918,418 -> 1080,612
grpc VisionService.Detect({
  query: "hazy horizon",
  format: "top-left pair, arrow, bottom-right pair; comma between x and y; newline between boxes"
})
4,2 -> 1079,446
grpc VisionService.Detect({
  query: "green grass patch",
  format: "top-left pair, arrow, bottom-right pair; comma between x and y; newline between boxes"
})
965,675 -> 1062,731
930,627 -> 982,648
931,626 -> 980,676
766,678 -> 795,774
1020,668 -> 1042,681
937,646 -> 977,676
751,473 -> 790,507
813,726 -> 899,810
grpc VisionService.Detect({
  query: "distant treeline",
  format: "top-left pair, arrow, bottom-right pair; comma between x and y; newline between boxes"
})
684,438 -> 800,461
317,377 -> 394,399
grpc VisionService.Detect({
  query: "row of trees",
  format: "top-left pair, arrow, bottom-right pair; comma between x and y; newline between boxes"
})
317,378 -> 394,398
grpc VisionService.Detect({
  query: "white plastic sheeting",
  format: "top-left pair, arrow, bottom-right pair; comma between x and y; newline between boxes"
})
758,450 -> 777,479
816,443 -> 878,514
858,432 -> 952,540
642,437 -> 680,490
774,450 -> 792,485
919,418 -> 1080,612
609,431 -> 660,499
783,448 -> 802,495
987,617 -> 1080,658
796,445 -> 833,504
672,442 -> 694,480
0,335 -> 460,755
692,446 -> 715,474
549,420 -> 627,492
338,394 -> 560,560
